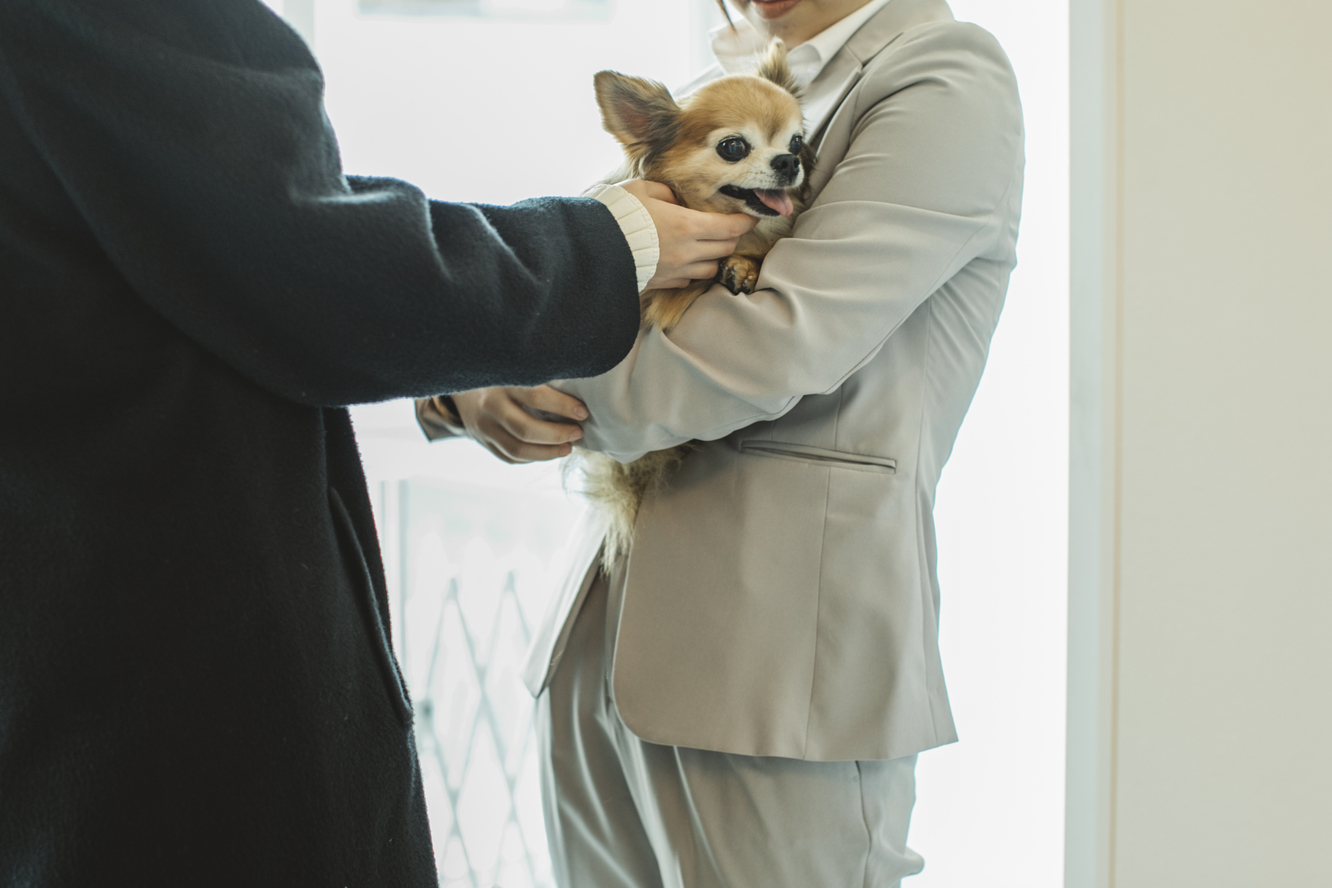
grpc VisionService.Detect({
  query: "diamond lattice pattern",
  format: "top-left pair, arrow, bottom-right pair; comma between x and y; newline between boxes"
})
387,477 -> 582,888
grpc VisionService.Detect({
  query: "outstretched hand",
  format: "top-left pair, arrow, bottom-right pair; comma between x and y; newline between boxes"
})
451,385 -> 588,464
618,179 -> 756,290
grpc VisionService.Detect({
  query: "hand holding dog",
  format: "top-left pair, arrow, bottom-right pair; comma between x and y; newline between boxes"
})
450,186 -> 752,465
619,179 -> 756,290
452,385 -> 588,464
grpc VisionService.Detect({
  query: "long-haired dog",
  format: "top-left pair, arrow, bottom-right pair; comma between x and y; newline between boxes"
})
577,42 -> 813,564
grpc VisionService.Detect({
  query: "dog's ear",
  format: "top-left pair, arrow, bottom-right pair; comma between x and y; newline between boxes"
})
754,39 -> 799,96
594,71 -> 681,155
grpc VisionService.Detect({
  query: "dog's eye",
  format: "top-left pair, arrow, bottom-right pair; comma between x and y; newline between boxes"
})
789,134 -> 804,155
716,137 -> 750,162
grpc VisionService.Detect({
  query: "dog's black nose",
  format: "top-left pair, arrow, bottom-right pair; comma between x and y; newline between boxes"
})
771,153 -> 800,181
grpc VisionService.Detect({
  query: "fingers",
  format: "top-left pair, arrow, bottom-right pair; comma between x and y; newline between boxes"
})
455,387 -> 584,464
493,392 -> 582,445
675,209 -> 754,262
687,236 -> 741,262
647,259 -> 724,290
475,409 -> 576,464
698,211 -> 758,240
625,180 -> 762,291
624,178 -> 754,237
679,260 -> 721,282
670,204 -> 754,243
482,436 -> 570,465
482,432 -> 573,465
512,385 -> 589,422
649,262 -> 724,290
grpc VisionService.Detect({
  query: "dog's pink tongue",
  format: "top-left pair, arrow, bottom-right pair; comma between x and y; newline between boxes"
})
755,189 -> 794,216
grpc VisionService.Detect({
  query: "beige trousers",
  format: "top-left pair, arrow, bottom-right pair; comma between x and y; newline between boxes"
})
536,561 -> 925,888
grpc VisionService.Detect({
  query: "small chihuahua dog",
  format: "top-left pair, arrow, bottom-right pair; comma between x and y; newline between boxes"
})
579,41 -> 813,563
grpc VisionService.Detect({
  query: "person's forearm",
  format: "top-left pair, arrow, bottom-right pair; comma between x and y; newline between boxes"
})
0,0 -> 642,407
589,184 -> 660,293
555,26 -> 1024,461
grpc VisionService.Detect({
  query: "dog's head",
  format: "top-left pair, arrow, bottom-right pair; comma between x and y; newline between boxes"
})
594,41 -> 812,218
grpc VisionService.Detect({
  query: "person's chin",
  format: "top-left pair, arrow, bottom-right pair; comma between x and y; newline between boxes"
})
748,0 -> 802,21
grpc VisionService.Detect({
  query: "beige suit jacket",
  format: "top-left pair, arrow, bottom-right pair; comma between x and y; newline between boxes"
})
523,0 -> 1025,762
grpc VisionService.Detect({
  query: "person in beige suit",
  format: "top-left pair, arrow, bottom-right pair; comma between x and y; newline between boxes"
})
422,0 -> 1024,884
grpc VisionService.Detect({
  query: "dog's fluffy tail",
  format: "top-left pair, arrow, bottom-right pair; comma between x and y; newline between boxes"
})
572,444 -> 696,571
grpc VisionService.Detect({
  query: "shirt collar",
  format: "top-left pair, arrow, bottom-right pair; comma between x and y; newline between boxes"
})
710,0 -> 893,87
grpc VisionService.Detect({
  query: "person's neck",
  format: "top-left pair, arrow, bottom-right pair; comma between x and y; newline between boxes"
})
745,0 -> 874,47
747,21 -> 804,46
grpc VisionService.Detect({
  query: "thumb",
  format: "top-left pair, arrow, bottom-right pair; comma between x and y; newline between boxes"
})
707,212 -> 758,238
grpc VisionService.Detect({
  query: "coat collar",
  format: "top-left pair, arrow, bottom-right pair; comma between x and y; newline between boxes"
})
806,0 -> 956,142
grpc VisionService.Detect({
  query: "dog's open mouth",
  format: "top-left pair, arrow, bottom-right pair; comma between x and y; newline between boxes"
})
719,184 -> 794,217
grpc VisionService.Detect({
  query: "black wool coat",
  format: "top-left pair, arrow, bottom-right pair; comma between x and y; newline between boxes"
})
0,1 -> 640,884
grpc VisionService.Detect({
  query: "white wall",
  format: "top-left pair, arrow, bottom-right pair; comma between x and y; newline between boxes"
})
1069,1 -> 1332,885
909,2 -> 1068,886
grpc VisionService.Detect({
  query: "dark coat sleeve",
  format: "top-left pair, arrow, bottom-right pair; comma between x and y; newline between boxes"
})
0,0 -> 641,406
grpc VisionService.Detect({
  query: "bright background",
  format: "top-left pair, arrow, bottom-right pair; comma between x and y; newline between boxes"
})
266,1 -> 1069,885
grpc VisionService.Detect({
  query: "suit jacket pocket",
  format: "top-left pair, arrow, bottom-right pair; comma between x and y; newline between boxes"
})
737,440 -> 897,474
328,488 -> 413,726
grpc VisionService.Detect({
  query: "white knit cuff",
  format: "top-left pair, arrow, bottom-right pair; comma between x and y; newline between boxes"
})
588,183 -> 659,293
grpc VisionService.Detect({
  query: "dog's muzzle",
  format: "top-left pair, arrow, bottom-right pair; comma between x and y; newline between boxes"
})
770,153 -> 800,184
720,184 -> 795,217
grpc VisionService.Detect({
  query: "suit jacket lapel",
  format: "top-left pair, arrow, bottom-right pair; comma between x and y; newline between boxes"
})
808,0 -> 956,148
804,52 -> 864,144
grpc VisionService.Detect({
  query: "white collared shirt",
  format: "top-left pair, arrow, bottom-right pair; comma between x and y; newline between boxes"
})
707,0 -> 893,132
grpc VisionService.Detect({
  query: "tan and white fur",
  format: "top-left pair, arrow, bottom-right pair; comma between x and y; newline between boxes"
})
577,42 -> 813,564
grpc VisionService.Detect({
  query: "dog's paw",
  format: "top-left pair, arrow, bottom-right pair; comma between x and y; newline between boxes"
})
719,255 -> 760,295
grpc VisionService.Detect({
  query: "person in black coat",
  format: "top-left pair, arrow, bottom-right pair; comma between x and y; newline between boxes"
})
0,1 -> 752,884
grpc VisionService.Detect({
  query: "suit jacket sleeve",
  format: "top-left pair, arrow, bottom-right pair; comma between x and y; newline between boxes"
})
561,22 -> 1023,462
0,0 -> 640,406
